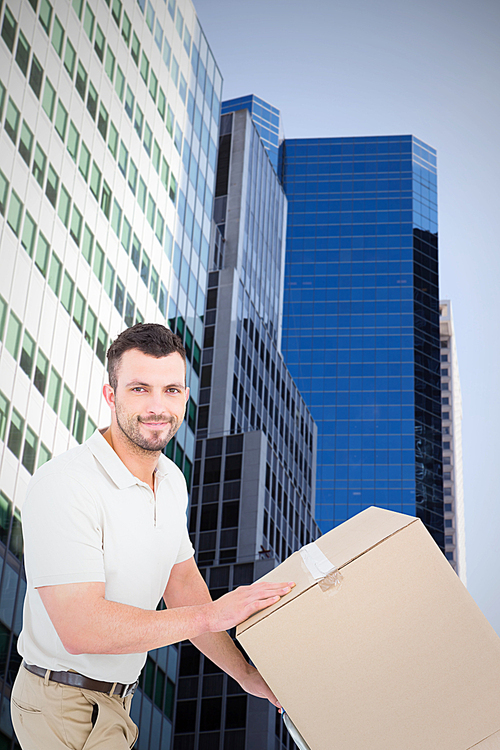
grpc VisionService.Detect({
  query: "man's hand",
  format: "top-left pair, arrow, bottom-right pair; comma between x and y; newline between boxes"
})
205,581 -> 295,633
237,664 -> 283,710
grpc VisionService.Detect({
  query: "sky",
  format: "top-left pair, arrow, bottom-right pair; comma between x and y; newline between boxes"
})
192,0 -> 500,634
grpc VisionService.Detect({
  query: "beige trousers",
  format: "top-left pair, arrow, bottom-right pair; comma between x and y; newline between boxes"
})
11,665 -> 138,750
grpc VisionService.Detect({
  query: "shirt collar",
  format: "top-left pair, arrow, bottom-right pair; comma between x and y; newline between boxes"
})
86,430 -> 170,489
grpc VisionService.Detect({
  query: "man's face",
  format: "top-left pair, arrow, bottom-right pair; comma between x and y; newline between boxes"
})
107,349 -> 189,453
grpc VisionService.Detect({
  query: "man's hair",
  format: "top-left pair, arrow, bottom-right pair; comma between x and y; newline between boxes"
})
106,323 -> 186,390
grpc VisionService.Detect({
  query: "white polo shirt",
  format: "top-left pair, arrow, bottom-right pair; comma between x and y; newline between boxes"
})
18,430 -> 194,683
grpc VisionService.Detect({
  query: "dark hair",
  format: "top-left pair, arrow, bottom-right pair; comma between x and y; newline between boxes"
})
106,323 -> 186,389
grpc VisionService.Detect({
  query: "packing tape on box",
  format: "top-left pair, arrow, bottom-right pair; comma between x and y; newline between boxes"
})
300,542 -> 343,592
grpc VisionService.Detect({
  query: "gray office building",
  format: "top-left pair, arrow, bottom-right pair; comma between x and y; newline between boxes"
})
172,107 -> 318,750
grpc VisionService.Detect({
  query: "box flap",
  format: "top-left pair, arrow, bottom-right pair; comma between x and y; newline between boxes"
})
237,506 -> 417,636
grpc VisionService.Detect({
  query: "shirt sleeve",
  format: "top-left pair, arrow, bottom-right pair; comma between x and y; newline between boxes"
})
175,523 -> 195,565
22,472 -> 106,588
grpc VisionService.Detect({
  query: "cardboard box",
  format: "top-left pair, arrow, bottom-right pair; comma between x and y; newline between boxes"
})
236,507 -> 500,750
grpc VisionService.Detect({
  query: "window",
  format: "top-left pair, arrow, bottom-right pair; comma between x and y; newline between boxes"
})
131,235 -> 141,270
140,52 -> 149,83
125,86 -> 134,119
34,350 -> 49,396
115,66 -> 125,101
118,141 -> 128,176
93,242 -> 104,282
104,261 -> 115,298
72,0 -> 84,19
20,330 -> 36,377
161,158 -> 169,190
42,78 -> 56,120
6,312 -> 22,359
73,289 -> 85,331
114,277 -> 125,314
82,225 -> 94,264
21,212 -> 37,258
101,181 -> 111,218
158,88 -> 166,120
55,100 -> 68,141
7,191 -> 23,237
15,31 -> 31,76
29,55 -> 43,98
39,0 -> 53,34
97,102 -> 108,139
85,307 -> 97,348
34,232 -> 50,276
79,142 -> 91,181
70,204 -> 83,245
90,162 -> 102,200
147,195 -> 155,229
22,426 -> 39,474
8,409 -> 25,458
134,106 -> 144,139
60,385 -> 74,429
137,178 -> 146,212
94,24 -> 105,61
166,105 -> 174,136
1,7 -> 17,52
48,252 -> 62,295
149,70 -> 158,102
5,98 -> 21,143
87,82 -> 98,120
38,443 -> 52,468
19,121 -> 34,165
67,121 -> 79,161
64,39 -> 76,77
45,163 -> 59,206
0,171 -> 8,217
121,217 -> 131,254
108,121 -> 118,158
121,12 -> 131,45
96,325 -> 108,364
124,295 -> 135,327
57,184 -> 71,227
143,122 -> 152,156
0,391 -> 10,442
150,267 -> 159,301
155,211 -> 164,244
140,252 -> 150,285
111,199 -> 122,236
72,401 -> 85,443
105,46 -> 115,81
75,62 -> 88,100
128,160 -> 138,194
111,0 -> 122,25
60,271 -> 75,313
83,3 -> 95,41
131,31 -> 140,65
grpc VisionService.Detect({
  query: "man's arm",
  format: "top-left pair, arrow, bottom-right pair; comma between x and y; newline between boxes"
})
37,567 -> 293,659
163,558 -> 282,707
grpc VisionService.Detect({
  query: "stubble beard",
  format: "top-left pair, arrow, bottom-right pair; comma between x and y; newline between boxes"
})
115,404 -> 179,454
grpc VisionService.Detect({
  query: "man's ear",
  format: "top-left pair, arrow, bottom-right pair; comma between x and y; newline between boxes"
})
103,383 -> 116,410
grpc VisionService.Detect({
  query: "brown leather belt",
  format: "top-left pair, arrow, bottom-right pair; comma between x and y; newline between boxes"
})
22,661 -> 139,698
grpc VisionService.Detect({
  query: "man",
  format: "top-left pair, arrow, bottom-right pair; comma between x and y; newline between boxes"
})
11,323 -> 293,749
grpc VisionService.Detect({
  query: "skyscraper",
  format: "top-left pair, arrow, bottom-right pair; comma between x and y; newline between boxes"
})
0,0 -> 221,746
440,300 -> 466,583
173,106 -> 317,750
280,135 -> 443,547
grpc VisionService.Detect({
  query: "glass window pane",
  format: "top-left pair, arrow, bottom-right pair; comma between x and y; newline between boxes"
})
96,325 -> 107,364
75,61 -> 88,100
33,143 -> 47,186
45,164 -> 59,207
115,66 -> 125,101
85,307 -> 97,348
21,212 -> 37,258
108,121 -> 118,157
48,252 -> 62,295
82,224 -> 94,264
93,242 -> 104,281
61,271 -> 74,313
5,312 -> 22,359
1,7 -> 17,52
7,409 -> 25,458
5,98 -> 20,143
34,350 -> 49,396
64,39 -> 76,77
122,12 -> 131,45
73,289 -> 85,331
97,102 -> 108,139
51,15 -> 64,56
47,367 -> 62,412
114,277 -> 124,314
38,443 -> 52,468
7,191 -> 23,237
70,205 -> 83,245
104,261 -> 115,298
22,426 -> 39,474
86,81 -> 97,120
29,55 -> 43,99
19,120 -> 34,165
60,385 -> 74,429
15,31 -> 31,76
72,401 -> 85,443
79,142 -> 90,180
58,184 -> 71,227
42,78 -> 56,120
35,231 -> 50,276
0,169 -> 8,216
0,391 -> 10,442
55,100 -> 68,141
83,3 -> 95,41
39,0 -> 53,34
20,330 -> 36,377
94,24 -> 105,61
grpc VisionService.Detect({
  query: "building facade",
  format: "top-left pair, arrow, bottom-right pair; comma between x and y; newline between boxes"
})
0,0 -> 222,746
279,135 -> 444,547
440,300 -> 466,583
173,107 -> 317,750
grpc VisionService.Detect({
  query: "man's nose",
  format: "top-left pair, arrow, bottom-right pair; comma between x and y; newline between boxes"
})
145,391 -> 168,415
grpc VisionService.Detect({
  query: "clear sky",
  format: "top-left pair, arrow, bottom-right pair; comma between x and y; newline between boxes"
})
193,0 -> 500,634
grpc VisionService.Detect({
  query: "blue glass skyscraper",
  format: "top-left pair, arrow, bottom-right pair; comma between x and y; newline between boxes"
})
280,136 -> 443,547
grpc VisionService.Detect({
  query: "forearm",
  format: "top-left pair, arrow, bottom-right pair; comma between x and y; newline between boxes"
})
190,630 -> 253,683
